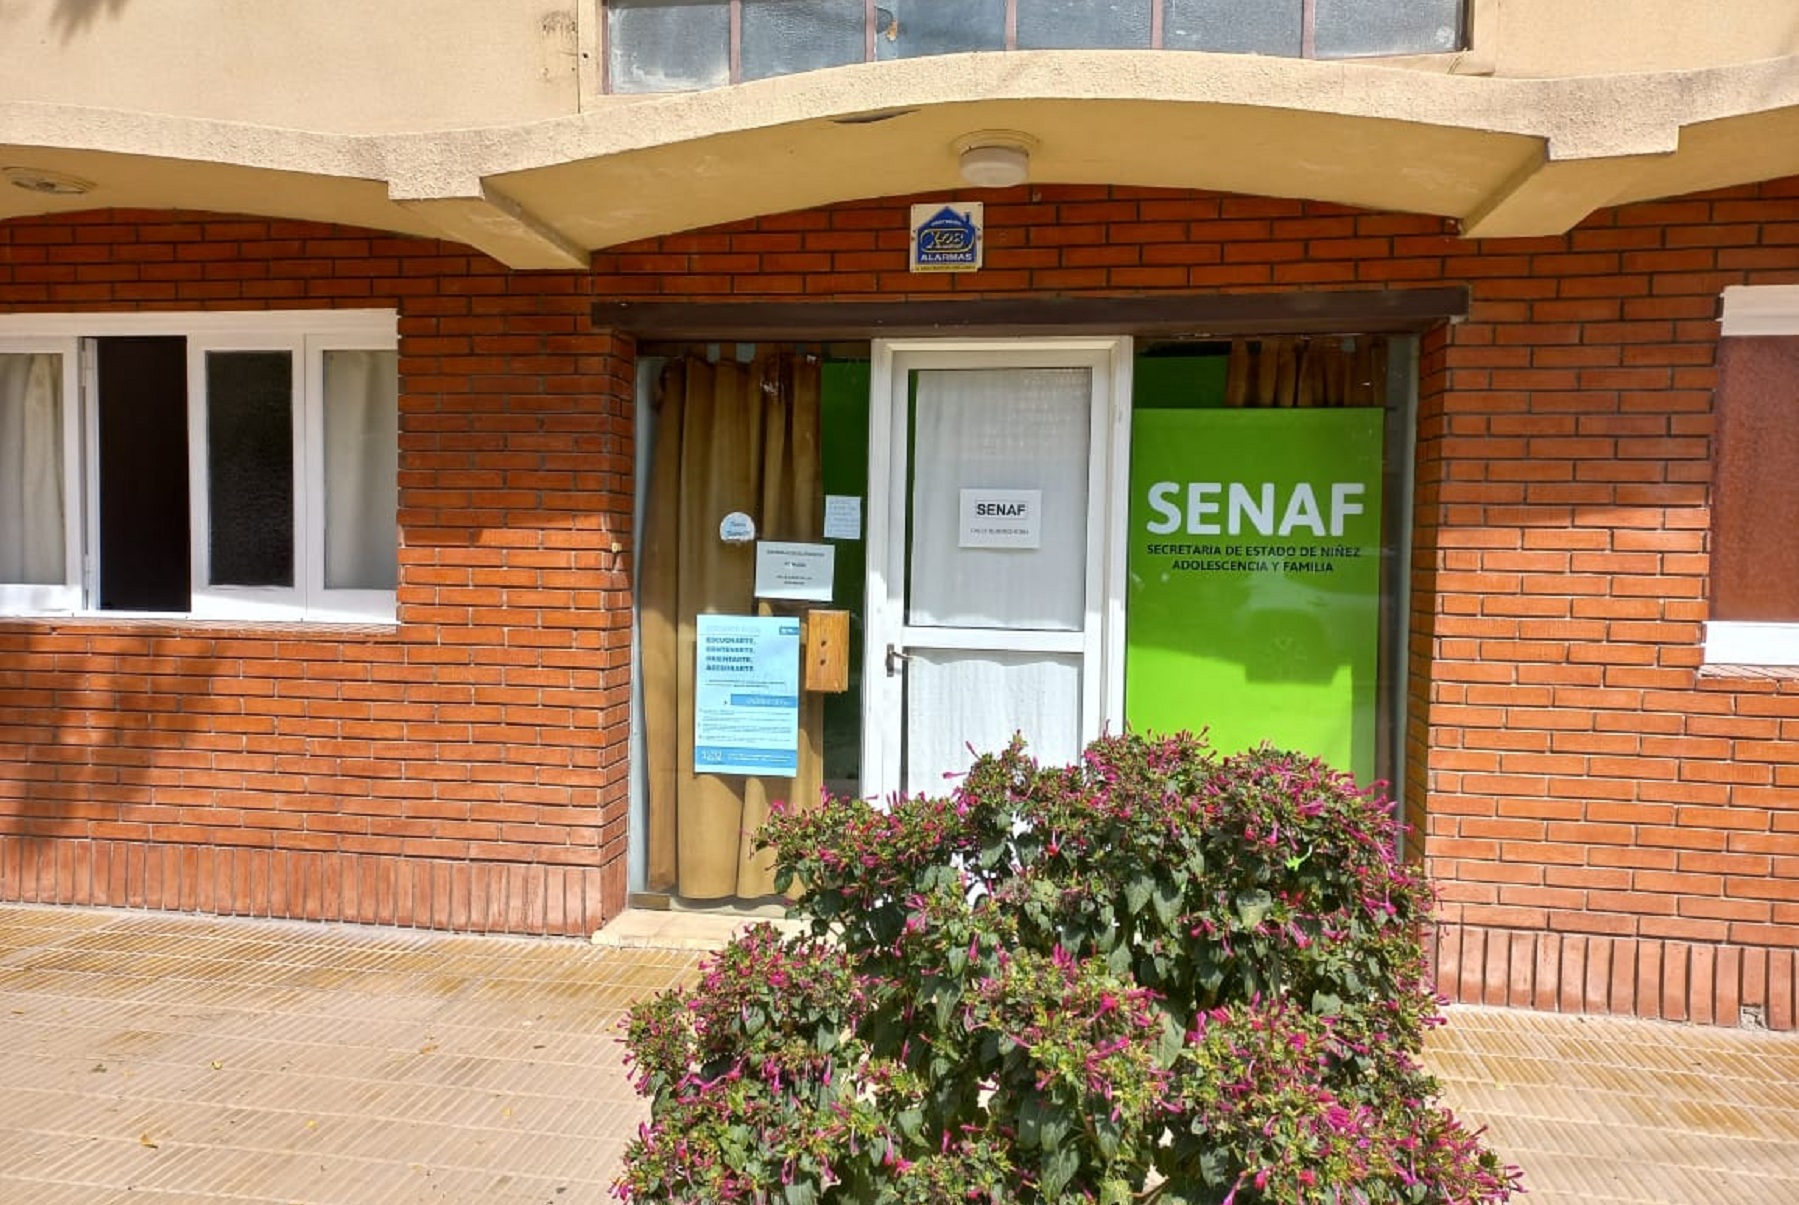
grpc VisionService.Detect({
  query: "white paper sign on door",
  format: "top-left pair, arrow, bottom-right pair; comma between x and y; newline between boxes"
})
754,541 -> 835,602
823,495 -> 862,540
958,488 -> 1043,549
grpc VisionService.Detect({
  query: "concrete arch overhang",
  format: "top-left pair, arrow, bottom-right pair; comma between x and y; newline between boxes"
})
2,51 -> 1797,269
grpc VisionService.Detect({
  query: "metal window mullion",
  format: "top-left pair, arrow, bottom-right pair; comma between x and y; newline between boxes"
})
598,1 -> 612,93
1301,0 -> 1317,57
864,0 -> 877,61
1150,0 -> 1164,49
729,0 -> 743,83
1005,0 -> 1018,50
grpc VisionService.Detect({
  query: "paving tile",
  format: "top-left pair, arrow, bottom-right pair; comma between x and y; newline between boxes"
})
1,905 -> 1795,1204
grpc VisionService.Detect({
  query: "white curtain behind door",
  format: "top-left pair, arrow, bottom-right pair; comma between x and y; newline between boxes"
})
902,366 -> 1092,795
0,354 -> 65,585
908,368 -> 1091,631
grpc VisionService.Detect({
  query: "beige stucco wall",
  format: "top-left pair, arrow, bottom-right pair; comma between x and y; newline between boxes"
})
1483,0 -> 1799,77
2,0 -> 1797,141
1,1 -> 1797,263
0,0 -> 581,134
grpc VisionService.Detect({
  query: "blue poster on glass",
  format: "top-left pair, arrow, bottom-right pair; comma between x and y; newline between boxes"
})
693,614 -> 801,777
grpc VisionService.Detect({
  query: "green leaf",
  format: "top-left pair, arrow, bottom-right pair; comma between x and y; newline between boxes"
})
784,1181 -> 817,1205
1017,1094 -> 1043,1149
1094,1115 -> 1122,1161
1040,1145 -> 1079,1198
932,984 -> 961,1030
1124,872 -> 1154,916
1311,990 -> 1344,1017
1151,880 -> 1183,929
1157,1012 -> 1186,1065
1039,1110 -> 1069,1153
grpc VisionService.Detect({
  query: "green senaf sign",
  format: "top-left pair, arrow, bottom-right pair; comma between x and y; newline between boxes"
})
1125,409 -> 1385,783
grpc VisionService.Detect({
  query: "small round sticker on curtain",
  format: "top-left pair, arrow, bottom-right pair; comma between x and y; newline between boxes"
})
719,512 -> 756,544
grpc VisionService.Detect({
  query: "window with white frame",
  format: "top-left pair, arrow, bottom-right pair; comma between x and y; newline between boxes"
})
0,311 -> 399,622
1706,286 -> 1799,667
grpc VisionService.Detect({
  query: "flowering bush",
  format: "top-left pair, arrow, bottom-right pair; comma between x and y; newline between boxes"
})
617,733 -> 1520,1204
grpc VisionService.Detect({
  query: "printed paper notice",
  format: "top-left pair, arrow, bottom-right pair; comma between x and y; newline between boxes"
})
823,495 -> 862,540
694,615 -> 801,777
754,541 -> 835,603
958,488 -> 1043,549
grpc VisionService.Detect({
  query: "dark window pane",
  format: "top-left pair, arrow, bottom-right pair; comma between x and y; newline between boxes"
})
1316,0 -> 1463,57
1017,0 -> 1152,49
1166,0 -> 1302,55
875,0 -> 1007,60
206,352 -> 293,588
607,0 -> 730,93
96,337 -> 190,611
741,0 -> 865,81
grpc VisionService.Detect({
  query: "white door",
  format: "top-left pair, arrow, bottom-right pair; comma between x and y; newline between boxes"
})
862,339 -> 1132,799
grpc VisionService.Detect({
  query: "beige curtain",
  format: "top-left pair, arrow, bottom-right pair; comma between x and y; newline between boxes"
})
1224,336 -> 1388,409
640,353 -> 825,901
0,354 -> 66,585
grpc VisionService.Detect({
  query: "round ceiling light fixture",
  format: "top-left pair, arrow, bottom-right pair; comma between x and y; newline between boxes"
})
954,132 -> 1037,189
3,166 -> 96,196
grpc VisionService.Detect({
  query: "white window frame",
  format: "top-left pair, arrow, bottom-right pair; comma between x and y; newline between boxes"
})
1705,285 -> 1799,667
187,332 -> 308,621
0,310 -> 399,624
0,336 -> 82,614
304,335 -> 402,622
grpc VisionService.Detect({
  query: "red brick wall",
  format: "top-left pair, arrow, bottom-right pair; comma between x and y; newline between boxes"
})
584,182 -> 1799,1027
0,213 -> 632,935
1,183 -> 1795,1024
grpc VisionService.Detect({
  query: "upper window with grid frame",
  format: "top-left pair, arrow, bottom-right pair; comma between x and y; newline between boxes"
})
603,0 -> 1467,93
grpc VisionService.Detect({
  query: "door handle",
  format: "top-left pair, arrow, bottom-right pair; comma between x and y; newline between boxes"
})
885,643 -> 913,677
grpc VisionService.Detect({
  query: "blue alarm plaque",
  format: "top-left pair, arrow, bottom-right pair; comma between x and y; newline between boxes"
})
909,203 -> 983,273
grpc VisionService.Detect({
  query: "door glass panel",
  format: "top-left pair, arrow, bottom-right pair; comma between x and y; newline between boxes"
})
904,650 -> 1081,796
0,353 -> 65,585
907,367 -> 1090,631
206,351 -> 294,588
741,0 -> 865,81
1165,0 -> 1303,55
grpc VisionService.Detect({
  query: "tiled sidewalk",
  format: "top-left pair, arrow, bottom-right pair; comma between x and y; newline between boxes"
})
1429,1005 -> 1799,1205
0,903 -> 1794,1204
0,905 -> 696,1204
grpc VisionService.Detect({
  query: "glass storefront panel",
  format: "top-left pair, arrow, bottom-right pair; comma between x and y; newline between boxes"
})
1124,336 -> 1412,787
629,336 -> 1415,905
